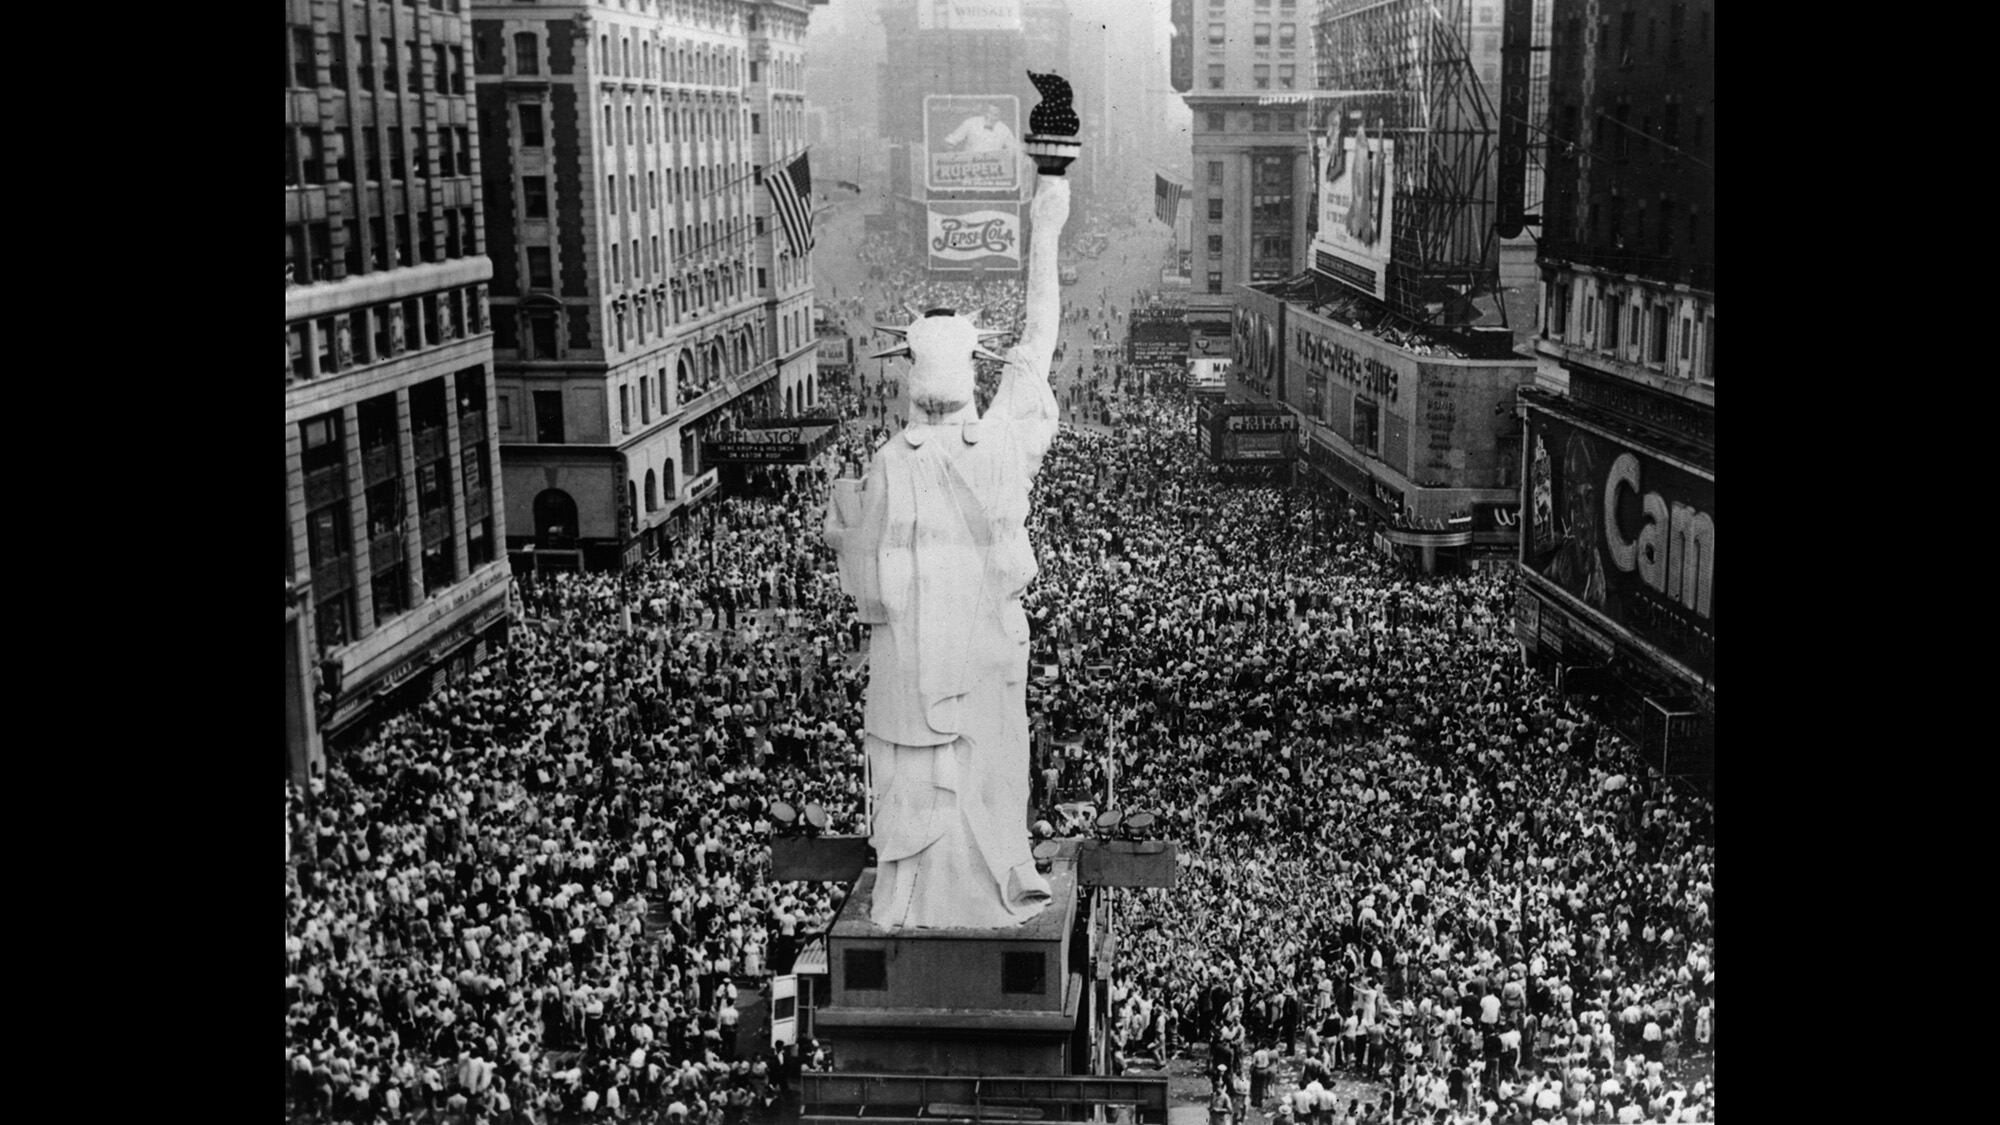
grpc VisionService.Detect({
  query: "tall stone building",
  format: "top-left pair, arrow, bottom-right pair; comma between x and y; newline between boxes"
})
472,0 -> 824,572
1517,0 -> 1714,778
1183,0 -> 1314,347
285,0 -> 511,768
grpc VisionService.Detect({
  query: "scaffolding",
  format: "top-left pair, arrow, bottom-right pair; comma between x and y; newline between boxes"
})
1314,0 -> 1498,324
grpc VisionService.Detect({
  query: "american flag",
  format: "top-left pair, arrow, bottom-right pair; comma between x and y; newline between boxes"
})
763,151 -> 815,255
1154,174 -> 1187,227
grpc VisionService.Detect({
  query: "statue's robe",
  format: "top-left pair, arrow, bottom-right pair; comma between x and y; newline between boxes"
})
825,345 -> 1059,929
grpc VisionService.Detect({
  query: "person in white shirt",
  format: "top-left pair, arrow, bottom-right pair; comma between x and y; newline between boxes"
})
945,105 -> 1017,155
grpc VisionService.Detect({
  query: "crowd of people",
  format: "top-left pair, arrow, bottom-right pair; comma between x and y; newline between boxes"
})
1026,406 -> 1716,1123
288,225 -> 1713,1125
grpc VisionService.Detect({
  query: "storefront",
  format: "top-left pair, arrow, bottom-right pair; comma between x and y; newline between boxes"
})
1281,304 -> 1535,573
1516,384 -> 1714,777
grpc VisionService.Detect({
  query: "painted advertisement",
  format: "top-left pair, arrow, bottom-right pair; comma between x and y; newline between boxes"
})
924,95 -> 1023,193
1521,411 -> 1715,681
1313,113 -> 1397,299
926,202 -> 1022,271
915,0 -> 1022,32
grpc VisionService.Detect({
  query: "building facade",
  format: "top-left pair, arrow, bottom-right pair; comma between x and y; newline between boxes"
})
1517,0 -> 1714,775
1183,0 -> 1314,344
472,0 -> 821,573
286,0 -> 511,766
1239,278 -> 1535,574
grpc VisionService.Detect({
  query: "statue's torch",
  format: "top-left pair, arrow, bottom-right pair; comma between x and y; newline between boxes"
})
1023,70 -> 1081,176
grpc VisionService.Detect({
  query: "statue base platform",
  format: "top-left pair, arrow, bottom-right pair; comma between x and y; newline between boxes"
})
814,840 -> 1086,1076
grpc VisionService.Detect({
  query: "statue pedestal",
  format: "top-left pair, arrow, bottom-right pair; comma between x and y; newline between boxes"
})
815,842 -> 1086,1076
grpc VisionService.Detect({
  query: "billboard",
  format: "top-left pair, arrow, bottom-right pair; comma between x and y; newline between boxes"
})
1522,410 -> 1715,681
1198,402 -> 1296,463
926,202 -> 1021,271
1170,0 -> 1193,92
815,330 -> 853,368
915,0 -> 1022,31
924,95 -> 1023,193
1312,114 -> 1397,299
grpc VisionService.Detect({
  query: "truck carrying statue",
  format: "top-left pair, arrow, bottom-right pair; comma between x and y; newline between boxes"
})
823,73 -> 1081,930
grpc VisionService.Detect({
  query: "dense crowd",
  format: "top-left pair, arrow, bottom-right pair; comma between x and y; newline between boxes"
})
288,229 -> 1712,1124
1027,406 -> 1716,1123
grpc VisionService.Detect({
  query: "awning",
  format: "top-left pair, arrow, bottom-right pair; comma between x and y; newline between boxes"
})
793,935 -> 829,976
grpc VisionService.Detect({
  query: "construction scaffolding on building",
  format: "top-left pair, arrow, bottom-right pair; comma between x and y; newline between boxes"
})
1313,0 -> 1499,327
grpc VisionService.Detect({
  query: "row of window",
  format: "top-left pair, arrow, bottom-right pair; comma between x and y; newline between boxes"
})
1206,62 -> 1301,91
1550,279 -> 1713,384
288,27 -> 469,97
1207,22 -> 1299,50
298,366 -> 495,654
597,93 -> 755,148
287,286 -> 487,384
497,267 -> 754,363
1555,100 -> 1706,167
1561,4 -> 1710,66
284,123 -> 473,188
285,206 -> 482,284
1203,111 -> 1298,134
1209,0 -> 1297,8
1582,195 -> 1702,260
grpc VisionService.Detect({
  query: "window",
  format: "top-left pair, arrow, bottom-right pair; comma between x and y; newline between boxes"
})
1680,317 -> 1692,360
620,385 -> 632,432
1602,295 -> 1619,349
1650,305 -> 1670,364
1208,198 -> 1224,222
526,247 -> 553,289
1279,65 -> 1295,90
1279,24 -> 1296,49
1353,399 -> 1379,453
356,35 -> 374,87
1208,63 -> 1224,90
1208,271 -> 1223,293
1252,111 -> 1270,130
421,538 -> 454,596
1253,67 -> 1270,91
290,27 -> 316,88
1254,24 -> 1271,47
382,38 -> 398,92
845,949 -> 886,991
533,390 -> 565,443
526,310 -> 559,359
1208,23 -> 1225,46
1207,112 -> 1226,132
514,32 -> 539,75
1208,234 -> 1223,256
520,104 -> 544,147
1001,952 -> 1047,995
